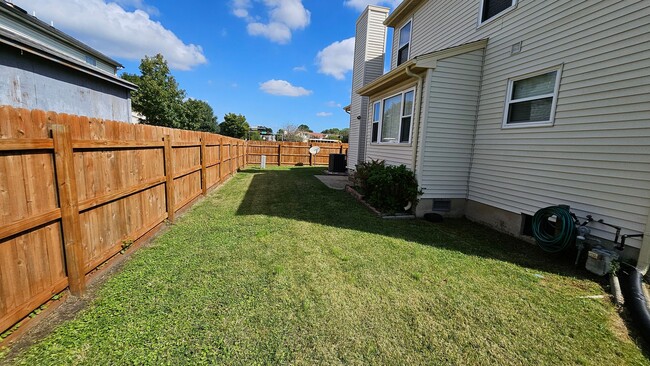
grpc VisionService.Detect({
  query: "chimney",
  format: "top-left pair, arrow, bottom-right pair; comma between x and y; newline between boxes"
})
348,5 -> 389,167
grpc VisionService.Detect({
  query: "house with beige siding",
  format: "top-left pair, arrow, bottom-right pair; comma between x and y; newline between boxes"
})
348,0 -> 650,262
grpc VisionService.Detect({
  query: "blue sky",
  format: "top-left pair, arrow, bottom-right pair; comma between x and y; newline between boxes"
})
12,0 -> 401,133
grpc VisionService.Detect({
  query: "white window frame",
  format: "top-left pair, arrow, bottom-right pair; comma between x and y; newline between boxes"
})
371,101 -> 380,143
396,19 -> 412,66
372,88 -> 416,144
477,0 -> 517,27
502,65 -> 563,129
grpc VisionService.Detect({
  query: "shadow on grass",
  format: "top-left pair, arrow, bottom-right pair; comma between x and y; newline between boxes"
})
235,167 -> 594,281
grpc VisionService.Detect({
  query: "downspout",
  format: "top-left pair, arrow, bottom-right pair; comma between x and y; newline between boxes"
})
636,213 -> 650,275
405,65 -> 424,173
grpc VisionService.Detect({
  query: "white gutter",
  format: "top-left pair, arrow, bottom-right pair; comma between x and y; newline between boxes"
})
405,65 -> 424,173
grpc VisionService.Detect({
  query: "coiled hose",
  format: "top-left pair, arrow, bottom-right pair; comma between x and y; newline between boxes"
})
532,205 -> 576,253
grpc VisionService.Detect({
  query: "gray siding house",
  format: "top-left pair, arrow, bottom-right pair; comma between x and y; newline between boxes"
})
0,0 -> 135,122
348,0 -> 650,264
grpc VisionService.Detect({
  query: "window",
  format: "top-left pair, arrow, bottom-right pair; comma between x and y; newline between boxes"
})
397,20 -> 411,66
479,0 -> 516,24
503,66 -> 562,127
373,89 -> 415,144
371,102 -> 380,143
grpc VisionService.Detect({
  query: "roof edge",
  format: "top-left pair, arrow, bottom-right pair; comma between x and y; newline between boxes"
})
384,0 -> 422,28
357,39 -> 488,96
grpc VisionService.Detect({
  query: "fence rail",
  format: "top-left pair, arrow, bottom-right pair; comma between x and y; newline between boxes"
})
246,140 -> 348,166
0,106 -> 246,334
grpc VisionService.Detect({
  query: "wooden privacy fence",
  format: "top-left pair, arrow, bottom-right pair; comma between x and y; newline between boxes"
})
0,106 -> 246,334
246,140 -> 348,166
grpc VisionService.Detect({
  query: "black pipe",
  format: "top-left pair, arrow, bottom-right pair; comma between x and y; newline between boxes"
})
620,266 -> 650,342
618,234 -> 644,250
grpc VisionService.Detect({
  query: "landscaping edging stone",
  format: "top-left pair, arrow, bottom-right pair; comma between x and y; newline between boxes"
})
345,185 -> 415,219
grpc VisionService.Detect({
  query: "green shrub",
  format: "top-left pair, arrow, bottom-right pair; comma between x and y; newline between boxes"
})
354,160 -> 421,214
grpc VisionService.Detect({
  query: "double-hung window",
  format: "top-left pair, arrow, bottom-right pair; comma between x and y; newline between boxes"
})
397,20 -> 412,66
479,0 -> 516,25
373,89 -> 415,143
503,66 -> 562,128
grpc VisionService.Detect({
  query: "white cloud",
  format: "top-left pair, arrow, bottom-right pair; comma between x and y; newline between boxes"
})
316,112 -> 333,117
316,37 -> 355,80
326,101 -> 342,108
343,0 -> 402,11
232,0 -> 310,44
293,65 -> 307,72
259,80 -> 312,97
114,0 -> 159,16
12,0 -> 207,70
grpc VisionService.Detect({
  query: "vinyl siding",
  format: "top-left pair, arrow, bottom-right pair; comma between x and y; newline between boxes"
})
347,11 -> 367,168
349,7 -> 389,169
419,49 -> 484,199
389,0 -> 650,247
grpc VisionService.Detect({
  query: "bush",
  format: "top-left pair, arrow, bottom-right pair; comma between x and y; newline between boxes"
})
354,160 -> 421,214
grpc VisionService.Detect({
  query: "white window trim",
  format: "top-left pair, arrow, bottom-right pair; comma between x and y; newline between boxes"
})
371,101 -> 380,143
371,88 -> 416,144
477,0 -> 518,28
396,19 -> 413,66
501,65 -> 563,129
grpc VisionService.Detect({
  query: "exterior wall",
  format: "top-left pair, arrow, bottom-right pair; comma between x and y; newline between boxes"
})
348,6 -> 389,170
385,0 -> 650,248
0,43 -> 132,122
418,49 -> 484,199
0,11 -> 115,74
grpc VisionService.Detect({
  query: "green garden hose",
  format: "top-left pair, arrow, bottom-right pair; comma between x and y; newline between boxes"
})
532,205 -> 576,253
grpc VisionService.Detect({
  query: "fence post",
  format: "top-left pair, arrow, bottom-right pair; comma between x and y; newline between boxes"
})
278,143 -> 282,166
51,124 -> 86,296
244,141 -> 248,167
163,135 -> 175,223
339,143 -> 343,154
200,137 -> 207,196
218,137 -> 223,182
229,142 -> 233,175
309,143 -> 313,166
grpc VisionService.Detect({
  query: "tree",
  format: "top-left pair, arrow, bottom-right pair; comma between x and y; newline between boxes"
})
182,99 -> 218,133
297,124 -> 312,132
219,113 -> 249,138
340,128 -> 350,143
281,124 -> 305,142
122,54 -> 186,128
250,131 -> 262,141
321,128 -> 340,135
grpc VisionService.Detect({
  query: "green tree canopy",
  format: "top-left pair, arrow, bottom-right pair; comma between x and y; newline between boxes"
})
321,128 -> 341,135
122,54 -> 187,129
297,124 -> 312,132
182,99 -> 218,133
219,113 -> 249,138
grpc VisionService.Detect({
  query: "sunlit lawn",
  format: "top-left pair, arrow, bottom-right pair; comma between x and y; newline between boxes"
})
5,167 -> 647,365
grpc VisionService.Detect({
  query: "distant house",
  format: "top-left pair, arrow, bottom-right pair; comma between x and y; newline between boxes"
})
0,0 -> 136,122
348,2 -> 650,258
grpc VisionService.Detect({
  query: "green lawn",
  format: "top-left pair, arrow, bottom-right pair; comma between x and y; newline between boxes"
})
3,167 -> 648,365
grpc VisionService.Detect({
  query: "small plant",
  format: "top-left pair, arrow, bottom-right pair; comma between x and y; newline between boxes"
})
354,160 -> 422,214
121,239 -> 134,254
610,259 -> 621,276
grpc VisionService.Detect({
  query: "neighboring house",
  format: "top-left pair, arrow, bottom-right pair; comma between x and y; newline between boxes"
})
348,1 -> 650,259
0,0 -> 136,122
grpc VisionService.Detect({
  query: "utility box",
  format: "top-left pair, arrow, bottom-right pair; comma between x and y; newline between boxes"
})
328,154 -> 347,173
260,155 -> 267,169
585,247 -> 619,276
